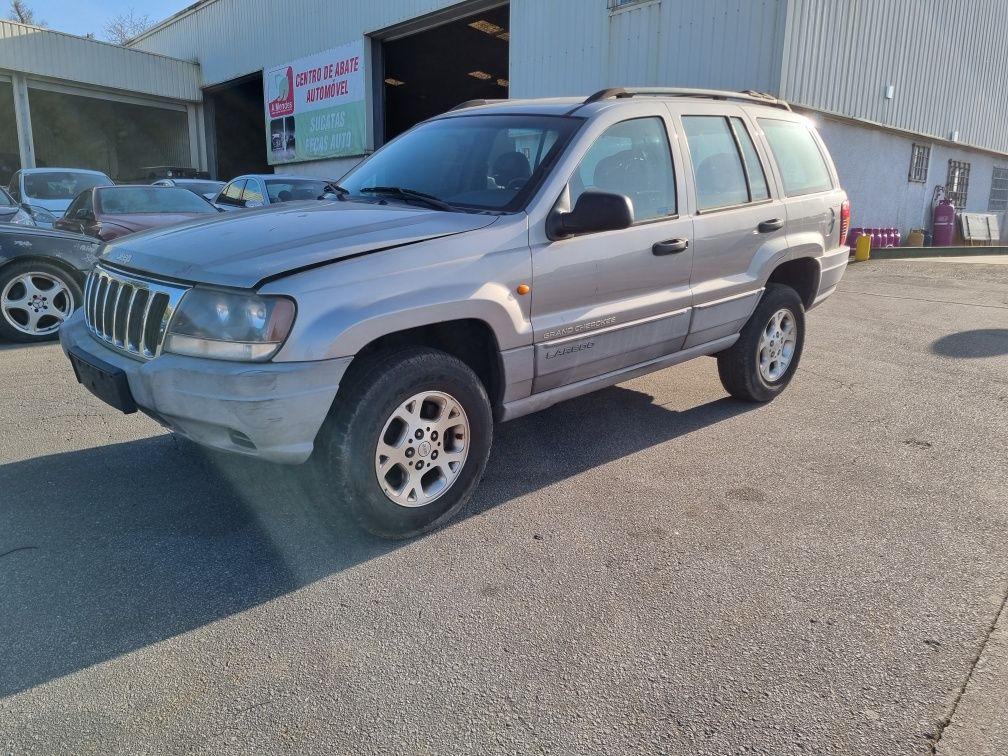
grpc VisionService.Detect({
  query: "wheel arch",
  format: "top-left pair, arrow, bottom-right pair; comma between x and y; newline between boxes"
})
345,318 -> 505,408
765,256 -> 820,310
0,254 -> 87,289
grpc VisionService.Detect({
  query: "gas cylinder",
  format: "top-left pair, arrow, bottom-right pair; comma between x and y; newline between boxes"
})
933,199 -> 956,247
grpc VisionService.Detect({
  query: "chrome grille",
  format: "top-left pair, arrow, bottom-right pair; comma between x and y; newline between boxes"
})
84,266 -> 189,360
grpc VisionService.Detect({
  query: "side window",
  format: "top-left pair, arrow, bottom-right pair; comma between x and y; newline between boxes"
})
9,174 -> 20,202
241,179 -> 264,205
67,192 -> 92,219
730,117 -> 770,201
682,116 -> 749,211
219,180 -> 246,206
570,117 -> 677,222
758,118 -> 833,196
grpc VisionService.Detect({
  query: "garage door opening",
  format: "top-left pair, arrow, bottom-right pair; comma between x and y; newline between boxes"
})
381,3 -> 509,142
205,73 -> 269,180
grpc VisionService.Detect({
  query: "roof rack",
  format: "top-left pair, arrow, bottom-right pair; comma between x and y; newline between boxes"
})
450,99 -> 507,111
581,87 -> 792,111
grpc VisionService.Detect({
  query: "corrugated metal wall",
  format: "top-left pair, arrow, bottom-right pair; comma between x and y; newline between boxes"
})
131,0 -> 480,86
0,21 -> 200,101
780,0 -> 1008,155
510,0 -> 785,97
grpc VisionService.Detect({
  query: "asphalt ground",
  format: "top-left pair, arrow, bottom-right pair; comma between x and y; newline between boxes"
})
1,260 -> 1006,755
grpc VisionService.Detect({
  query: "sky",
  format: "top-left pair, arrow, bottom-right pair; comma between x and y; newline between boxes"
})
18,1 -> 191,40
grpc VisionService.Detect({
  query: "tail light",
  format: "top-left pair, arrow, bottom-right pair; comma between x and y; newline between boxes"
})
839,200 -> 851,246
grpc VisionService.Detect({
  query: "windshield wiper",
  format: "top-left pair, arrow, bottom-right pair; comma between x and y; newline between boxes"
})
322,182 -> 349,196
358,186 -> 455,211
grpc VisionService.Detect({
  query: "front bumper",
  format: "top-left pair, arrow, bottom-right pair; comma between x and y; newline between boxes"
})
60,311 -> 352,464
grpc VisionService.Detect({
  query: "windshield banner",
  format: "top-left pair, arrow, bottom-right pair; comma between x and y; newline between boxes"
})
263,40 -> 366,165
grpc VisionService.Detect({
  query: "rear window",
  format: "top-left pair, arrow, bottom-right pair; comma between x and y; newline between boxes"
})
265,179 -> 331,203
24,171 -> 111,201
98,187 -> 217,214
758,119 -> 833,196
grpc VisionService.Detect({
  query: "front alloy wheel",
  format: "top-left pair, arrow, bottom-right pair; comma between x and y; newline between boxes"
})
375,390 -> 470,507
312,347 -> 493,539
0,262 -> 82,342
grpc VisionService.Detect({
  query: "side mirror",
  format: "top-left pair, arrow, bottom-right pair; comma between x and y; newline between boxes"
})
547,191 -> 634,239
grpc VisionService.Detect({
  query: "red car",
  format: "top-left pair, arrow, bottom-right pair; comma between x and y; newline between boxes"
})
54,185 -> 221,241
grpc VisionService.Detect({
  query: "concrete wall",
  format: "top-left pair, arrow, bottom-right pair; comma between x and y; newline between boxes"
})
818,115 -> 1008,241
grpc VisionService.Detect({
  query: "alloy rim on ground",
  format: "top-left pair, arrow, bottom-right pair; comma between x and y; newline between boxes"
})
757,307 -> 797,383
1,272 -> 75,336
374,390 -> 470,508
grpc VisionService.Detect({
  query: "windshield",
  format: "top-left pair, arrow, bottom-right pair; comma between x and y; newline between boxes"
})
24,171 -> 111,201
265,179 -> 334,203
339,114 -> 583,212
98,186 -> 218,214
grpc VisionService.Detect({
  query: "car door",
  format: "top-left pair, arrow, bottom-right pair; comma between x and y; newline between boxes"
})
670,103 -> 791,349
528,106 -> 694,393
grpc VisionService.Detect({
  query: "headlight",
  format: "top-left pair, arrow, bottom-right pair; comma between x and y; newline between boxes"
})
164,288 -> 296,361
9,208 -> 36,226
26,205 -> 57,223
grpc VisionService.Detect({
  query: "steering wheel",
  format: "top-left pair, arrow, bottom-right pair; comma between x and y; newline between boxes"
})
506,178 -> 527,191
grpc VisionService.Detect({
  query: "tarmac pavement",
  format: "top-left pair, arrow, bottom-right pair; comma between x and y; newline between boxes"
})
0,259 -> 1006,755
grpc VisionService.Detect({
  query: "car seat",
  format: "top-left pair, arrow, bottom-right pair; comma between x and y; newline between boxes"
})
491,152 -> 531,189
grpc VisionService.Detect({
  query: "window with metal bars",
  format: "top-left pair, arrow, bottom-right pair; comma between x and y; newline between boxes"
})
908,143 -> 929,183
988,166 -> 1008,213
946,160 -> 970,208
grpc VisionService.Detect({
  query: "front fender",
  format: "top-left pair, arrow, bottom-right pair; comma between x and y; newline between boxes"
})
264,215 -> 533,362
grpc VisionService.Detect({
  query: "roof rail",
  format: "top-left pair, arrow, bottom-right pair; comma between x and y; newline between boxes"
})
450,99 -> 506,111
582,87 -> 792,111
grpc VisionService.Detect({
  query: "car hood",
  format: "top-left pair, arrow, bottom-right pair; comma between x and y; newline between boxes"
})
26,197 -> 72,215
99,212 -> 215,234
100,200 -> 501,288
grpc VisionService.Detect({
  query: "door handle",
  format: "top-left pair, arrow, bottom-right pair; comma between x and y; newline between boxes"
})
758,218 -> 785,233
652,238 -> 689,256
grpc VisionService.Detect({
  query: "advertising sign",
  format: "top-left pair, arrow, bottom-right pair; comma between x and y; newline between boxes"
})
263,40 -> 366,165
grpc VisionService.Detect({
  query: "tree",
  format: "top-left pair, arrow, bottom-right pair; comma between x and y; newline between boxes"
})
8,0 -> 47,26
104,8 -> 151,45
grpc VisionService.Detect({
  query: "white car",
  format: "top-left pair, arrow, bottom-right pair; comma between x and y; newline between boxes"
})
8,168 -> 113,228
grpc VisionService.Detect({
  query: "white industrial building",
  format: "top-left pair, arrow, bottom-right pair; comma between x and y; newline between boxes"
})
2,0 -> 1006,238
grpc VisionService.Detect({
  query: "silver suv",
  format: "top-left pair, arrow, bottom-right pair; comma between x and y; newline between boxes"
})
61,88 -> 850,538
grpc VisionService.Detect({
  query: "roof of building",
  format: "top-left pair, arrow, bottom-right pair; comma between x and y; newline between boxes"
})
0,19 -> 200,102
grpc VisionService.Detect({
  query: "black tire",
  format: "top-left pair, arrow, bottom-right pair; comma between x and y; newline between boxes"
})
311,347 -> 493,539
0,260 -> 83,343
717,283 -> 806,403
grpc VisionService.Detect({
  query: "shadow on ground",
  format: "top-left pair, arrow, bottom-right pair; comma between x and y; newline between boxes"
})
931,328 -> 1008,359
0,384 -> 754,696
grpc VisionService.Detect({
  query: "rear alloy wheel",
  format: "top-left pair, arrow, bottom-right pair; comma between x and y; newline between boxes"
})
0,262 -> 82,343
717,283 -> 806,402
312,347 -> 493,539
